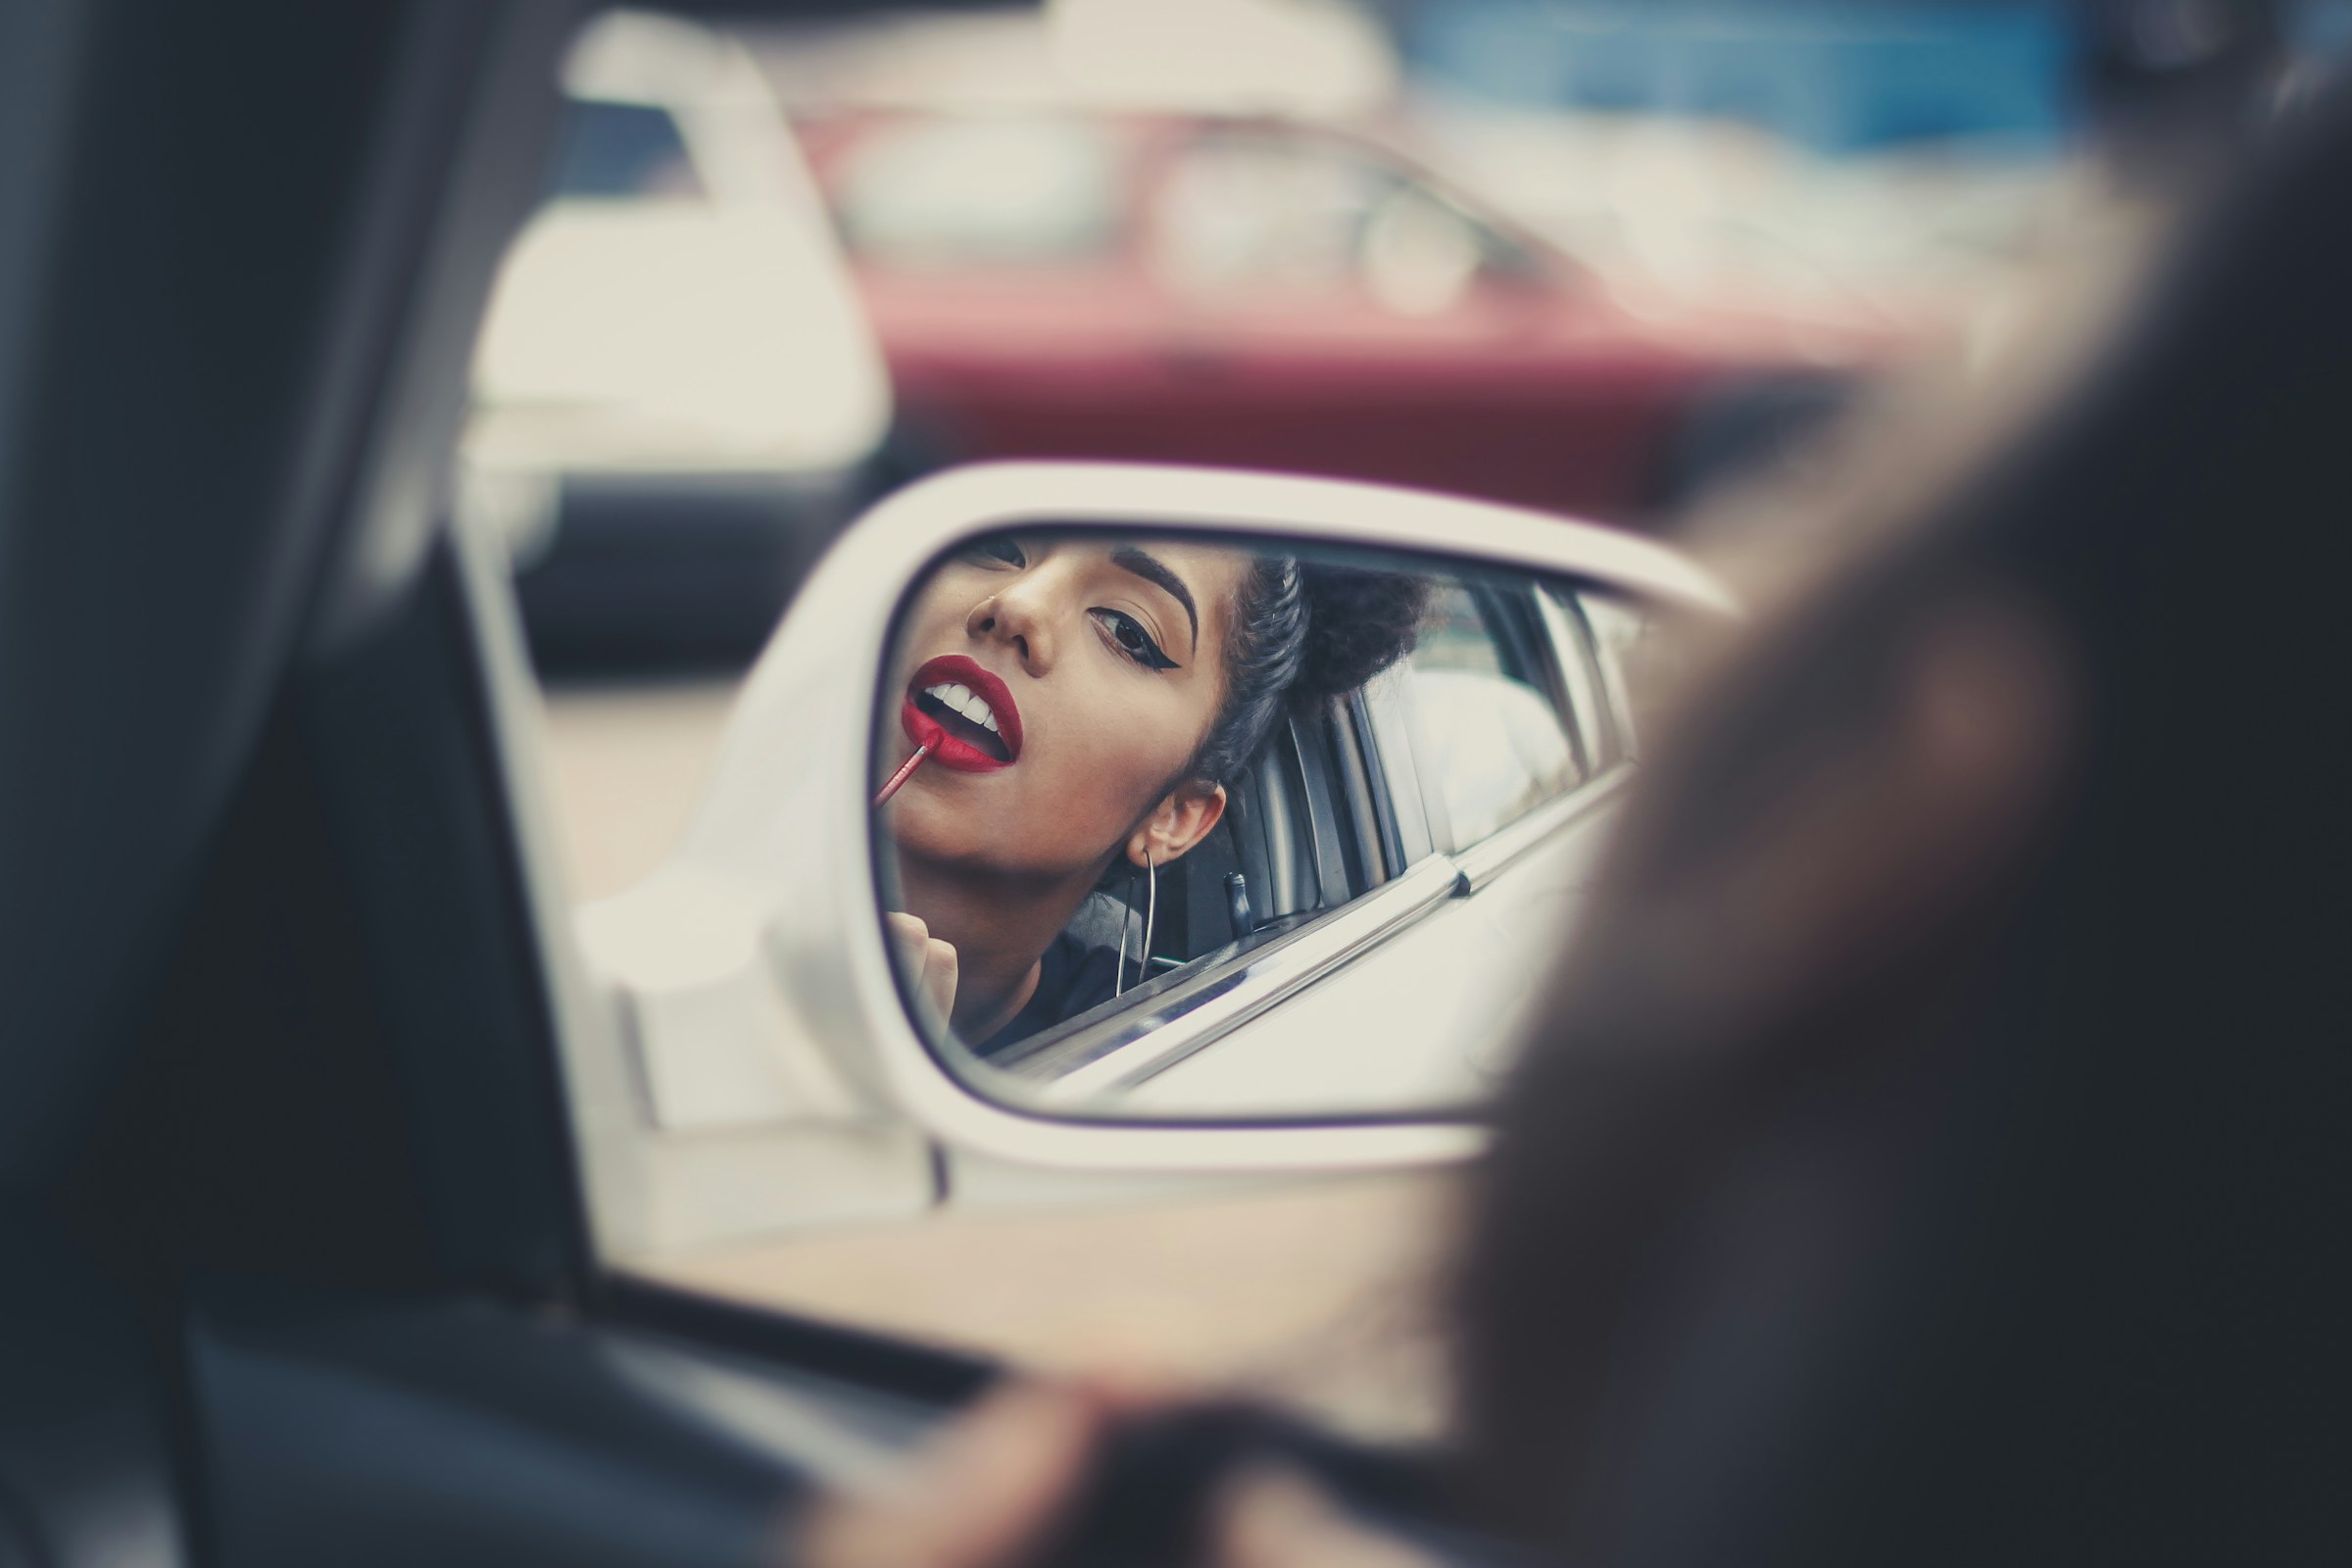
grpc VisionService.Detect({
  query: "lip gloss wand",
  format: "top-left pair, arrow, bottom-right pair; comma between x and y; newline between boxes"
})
873,745 -> 930,808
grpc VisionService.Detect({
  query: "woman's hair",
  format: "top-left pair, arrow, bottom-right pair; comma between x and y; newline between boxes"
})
1187,555 -> 1430,786
1447,88 -> 2352,1566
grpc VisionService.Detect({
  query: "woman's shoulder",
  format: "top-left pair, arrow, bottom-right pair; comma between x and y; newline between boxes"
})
1034,927 -> 1124,1029
978,926 -> 1123,1056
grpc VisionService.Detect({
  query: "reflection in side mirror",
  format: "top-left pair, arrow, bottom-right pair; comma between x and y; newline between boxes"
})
871,526 -> 1696,1122
573,464 -> 1733,1205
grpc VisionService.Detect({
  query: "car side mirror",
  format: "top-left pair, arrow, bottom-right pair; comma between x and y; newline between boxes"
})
571,464 -> 1735,1243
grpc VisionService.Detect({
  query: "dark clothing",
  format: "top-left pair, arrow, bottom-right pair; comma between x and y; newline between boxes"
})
976,930 -> 1123,1056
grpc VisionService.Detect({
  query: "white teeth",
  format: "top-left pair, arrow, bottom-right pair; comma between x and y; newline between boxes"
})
923,680 -> 1004,739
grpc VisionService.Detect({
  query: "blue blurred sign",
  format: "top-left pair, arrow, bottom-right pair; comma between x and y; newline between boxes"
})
1404,1 -> 2076,153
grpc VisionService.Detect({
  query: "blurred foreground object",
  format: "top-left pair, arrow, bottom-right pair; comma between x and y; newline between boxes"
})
1454,69 -> 2352,1567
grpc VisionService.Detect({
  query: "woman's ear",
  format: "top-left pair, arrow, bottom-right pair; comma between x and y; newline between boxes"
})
1127,782 -> 1227,867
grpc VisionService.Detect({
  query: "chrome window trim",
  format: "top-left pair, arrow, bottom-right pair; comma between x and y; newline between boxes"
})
1402,588 -> 1592,861
1579,591 -> 1646,760
1000,855 -> 1469,1106
1535,582 -> 1609,777
1451,764 -> 1633,894
1359,666 -> 1435,867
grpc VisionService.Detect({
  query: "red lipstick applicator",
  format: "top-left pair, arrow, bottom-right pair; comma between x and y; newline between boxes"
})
873,745 -> 930,808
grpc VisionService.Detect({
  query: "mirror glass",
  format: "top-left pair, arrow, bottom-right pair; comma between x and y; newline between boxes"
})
873,526 -> 1678,1122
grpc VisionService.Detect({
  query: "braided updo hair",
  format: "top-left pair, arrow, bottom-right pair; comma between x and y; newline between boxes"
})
1186,555 -> 1431,786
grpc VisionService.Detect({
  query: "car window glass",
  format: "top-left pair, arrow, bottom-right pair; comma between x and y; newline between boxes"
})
1359,185 -> 1492,314
1152,135 -> 1383,296
831,116 -> 1122,268
1152,132 -> 1523,316
1400,583 -> 1580,846
549,99 -> 706,200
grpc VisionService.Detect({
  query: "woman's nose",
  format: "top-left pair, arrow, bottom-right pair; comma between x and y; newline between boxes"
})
967,571 -> 1059,673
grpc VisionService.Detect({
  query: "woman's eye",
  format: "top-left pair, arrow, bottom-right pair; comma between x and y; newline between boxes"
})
960,538 -> 1025,569
1094,610 -> 1178,671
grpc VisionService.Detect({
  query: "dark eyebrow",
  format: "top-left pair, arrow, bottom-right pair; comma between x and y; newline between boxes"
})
1109,545 -> 1199,653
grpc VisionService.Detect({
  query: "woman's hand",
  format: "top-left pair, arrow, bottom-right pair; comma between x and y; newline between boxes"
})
885,911 -> 959,1027
798,1380 -> 1445,1568
1209,1466 -> 1446,1568
799,1381 -> 1128,1568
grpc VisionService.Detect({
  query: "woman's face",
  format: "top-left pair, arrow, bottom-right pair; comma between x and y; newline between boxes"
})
881,534 -> 1250,882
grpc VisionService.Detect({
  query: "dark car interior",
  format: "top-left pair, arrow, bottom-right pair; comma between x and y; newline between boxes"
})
1051,696 -> 1397,984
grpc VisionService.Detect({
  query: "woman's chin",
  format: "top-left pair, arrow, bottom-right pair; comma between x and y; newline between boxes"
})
885,798 -> 1018,871
888,828 -> 1110,890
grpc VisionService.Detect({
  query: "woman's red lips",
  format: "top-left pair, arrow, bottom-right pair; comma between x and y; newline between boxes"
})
903,655 -> 1023,773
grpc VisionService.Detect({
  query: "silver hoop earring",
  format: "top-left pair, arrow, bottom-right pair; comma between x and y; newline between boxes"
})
1115,860 -> 1134,998
1140,847 -> 1157,991
1113,847 -> 1158,998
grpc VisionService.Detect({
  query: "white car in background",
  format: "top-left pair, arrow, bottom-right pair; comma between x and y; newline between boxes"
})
462,10 -> 891,665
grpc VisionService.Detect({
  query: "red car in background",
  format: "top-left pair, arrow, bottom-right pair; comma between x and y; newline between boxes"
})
797,109 -> 1887,524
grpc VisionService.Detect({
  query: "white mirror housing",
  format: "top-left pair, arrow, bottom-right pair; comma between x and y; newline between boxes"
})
573,463 -> 1735,1247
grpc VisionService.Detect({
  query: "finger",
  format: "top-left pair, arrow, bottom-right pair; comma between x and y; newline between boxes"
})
802,1381 -> 1115,1568
1065,1364 -> 1196,1417
922,937 -> 958,1021
1212,1465 -> 1445,1568
884,912 -> 934,990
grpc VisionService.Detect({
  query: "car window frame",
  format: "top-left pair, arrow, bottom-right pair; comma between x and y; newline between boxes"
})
1538,580 -> 1621,768
1573,588 -> 1654,762
1480,578 -> 1592,774
1149,122 -> 1570,310
1391,575 -> 1596,858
